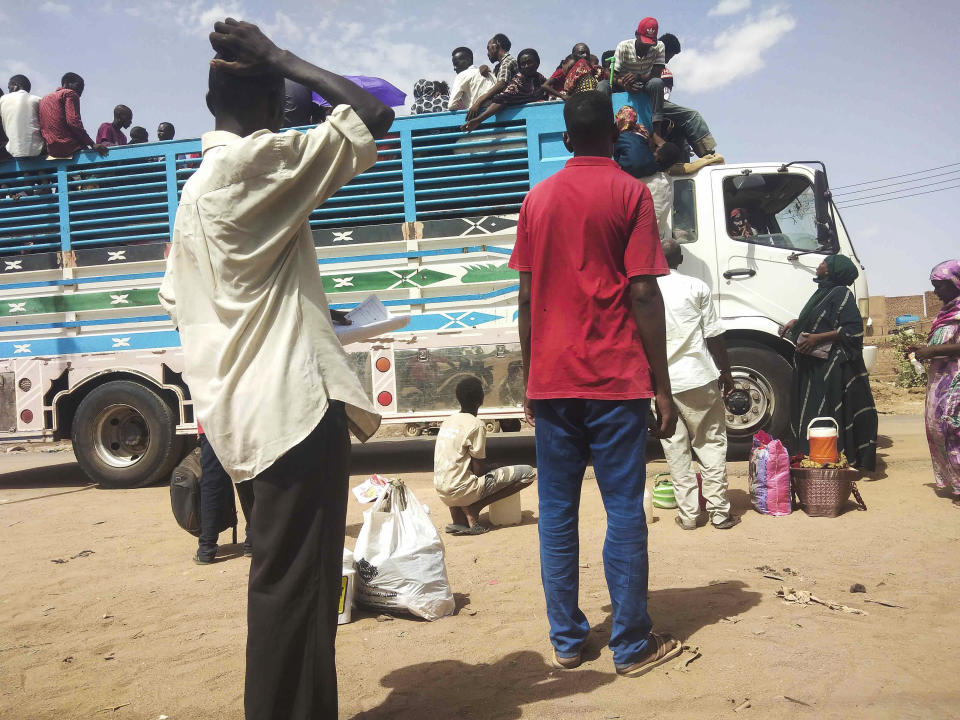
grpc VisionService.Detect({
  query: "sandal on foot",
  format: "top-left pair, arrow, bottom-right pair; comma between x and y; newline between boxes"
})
552,649 -> 582,669
445,523 -> 470,534
615,633 -> 682,677
453,524 -> 489,536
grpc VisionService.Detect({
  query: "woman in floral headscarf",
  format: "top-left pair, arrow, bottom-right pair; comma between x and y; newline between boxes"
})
906,260 -> 960,497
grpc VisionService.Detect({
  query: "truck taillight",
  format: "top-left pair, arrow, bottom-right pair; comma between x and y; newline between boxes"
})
20,410 -> 33,423
377,391 -> 393,406
375,357 -> 391,372
18,378 -> 31,392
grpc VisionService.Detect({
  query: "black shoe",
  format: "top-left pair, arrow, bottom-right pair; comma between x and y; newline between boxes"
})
712,515 -> 741,530
193,551 -> 215,565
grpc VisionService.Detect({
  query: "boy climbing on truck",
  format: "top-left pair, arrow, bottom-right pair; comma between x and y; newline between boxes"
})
434,376 -> 536,535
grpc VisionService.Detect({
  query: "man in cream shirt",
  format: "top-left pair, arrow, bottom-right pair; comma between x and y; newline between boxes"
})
448,46 -> 495,111
657,240 -> 740,531
158,18 -> 394,720
0,75 -> 44,158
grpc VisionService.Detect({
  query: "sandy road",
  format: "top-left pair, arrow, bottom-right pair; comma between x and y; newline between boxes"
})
1,413 -> 958,719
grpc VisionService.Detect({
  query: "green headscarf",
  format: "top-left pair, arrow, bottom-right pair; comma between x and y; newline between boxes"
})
792,255 -> 860,338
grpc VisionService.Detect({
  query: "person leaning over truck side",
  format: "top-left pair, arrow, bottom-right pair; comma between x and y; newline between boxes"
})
466,33 -> 517,121
37,73 -> 108,158
96,104 -> 132,146
462,49 -> 546,132
512,90 -> 681,676
0,75 -> 44,158
434,376 -> 536,535
157,17 -> 393,720
657,240 -> 740,530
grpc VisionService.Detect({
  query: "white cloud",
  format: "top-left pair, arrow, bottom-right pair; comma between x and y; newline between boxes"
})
708,0 -> 752,16
39,1 -> 71,16
0,60 -> 53,94
669,6 -> 796,93
168,0 -> 247,37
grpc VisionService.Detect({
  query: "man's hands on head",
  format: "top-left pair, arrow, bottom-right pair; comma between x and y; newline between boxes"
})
209,18 -> 283,76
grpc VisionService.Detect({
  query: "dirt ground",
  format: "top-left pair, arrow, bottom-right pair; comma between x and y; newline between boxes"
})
2,406 -> 958,719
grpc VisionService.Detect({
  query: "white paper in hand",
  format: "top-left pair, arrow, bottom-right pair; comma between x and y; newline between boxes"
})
334,295 -> 409,345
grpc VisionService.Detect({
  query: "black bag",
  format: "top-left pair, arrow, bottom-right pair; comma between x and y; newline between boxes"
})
170,448 -> 237,543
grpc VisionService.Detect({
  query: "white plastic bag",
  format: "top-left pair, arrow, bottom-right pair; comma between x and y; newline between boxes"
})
353,480 -> 455,621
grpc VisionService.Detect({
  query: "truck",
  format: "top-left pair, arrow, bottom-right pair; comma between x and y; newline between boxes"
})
0,92 -> 875,487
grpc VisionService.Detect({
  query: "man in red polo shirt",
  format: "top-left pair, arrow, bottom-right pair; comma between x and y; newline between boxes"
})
510,90 -> 681,677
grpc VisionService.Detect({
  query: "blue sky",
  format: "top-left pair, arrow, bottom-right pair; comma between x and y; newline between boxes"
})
1,0 -> 956,296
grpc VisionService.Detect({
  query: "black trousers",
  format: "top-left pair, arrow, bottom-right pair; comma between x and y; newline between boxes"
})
244,402 -> 350,720
198,435 -> 254,559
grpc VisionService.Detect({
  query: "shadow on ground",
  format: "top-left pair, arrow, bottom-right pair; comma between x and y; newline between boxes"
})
352,649 -> 614,719
351,435 -> 537,477
0,459 -> 90,490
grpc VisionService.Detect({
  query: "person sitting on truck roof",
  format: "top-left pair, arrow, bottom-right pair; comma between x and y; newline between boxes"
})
448,46 -> 495,111
38,73 -> 108,158
129,126 -> 148,143
0,75 -> 44,158
411,79 -> 450,114
612,17 -> 666,131
465,33 -> 517,121
462,48 -> 546,132
542,43 -> 600,101
656,31 -> 720,163
433,376 -> 536,536
96,104 -> 132,146
157,121 -> 175,140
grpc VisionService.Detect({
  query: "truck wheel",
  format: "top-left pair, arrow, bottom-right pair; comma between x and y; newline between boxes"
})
404,423 -> 422,438
725,345 -> 792,459
499,419 -> 522,433
484,419 -> 501,434
72,380 -> 185,489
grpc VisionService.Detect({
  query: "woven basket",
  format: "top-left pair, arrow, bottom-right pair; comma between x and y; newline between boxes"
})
790,467 -> 866,517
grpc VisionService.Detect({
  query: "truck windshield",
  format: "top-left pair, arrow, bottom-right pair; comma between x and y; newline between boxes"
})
722,173 -> 829,253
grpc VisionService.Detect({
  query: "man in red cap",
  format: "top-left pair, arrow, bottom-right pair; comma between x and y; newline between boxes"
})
612,17 -> 666,128
729,208 -> 758,238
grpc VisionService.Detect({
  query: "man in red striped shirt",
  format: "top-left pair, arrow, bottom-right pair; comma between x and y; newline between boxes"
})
37,72 -> 108,158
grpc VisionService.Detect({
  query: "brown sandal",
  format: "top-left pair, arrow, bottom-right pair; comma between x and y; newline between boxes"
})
615,633 -> 682,676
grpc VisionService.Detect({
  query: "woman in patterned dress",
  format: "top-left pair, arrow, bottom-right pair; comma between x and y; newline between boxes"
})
906,260 -> 960,497
781,255 -> 878,470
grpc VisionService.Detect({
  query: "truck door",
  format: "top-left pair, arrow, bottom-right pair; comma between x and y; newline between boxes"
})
711,167 -> 833,326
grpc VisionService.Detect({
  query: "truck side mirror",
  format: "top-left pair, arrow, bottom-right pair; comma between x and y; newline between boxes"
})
813,170 -> 837,250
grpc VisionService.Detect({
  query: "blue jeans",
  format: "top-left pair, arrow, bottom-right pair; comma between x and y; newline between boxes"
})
534,398 -> 652,667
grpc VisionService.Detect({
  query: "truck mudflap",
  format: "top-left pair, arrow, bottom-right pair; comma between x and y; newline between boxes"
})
0,372 -> 15,432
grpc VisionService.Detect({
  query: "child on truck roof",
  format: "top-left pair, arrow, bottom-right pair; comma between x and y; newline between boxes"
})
433,376 -> 536,535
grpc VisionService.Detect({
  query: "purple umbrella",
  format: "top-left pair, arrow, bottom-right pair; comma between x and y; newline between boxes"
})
313,76 -> 407,108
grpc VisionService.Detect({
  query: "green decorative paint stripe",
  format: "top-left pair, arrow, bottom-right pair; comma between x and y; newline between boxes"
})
461,263 -> 518,284
0,288 -> 161,317
321,268 -> 454,293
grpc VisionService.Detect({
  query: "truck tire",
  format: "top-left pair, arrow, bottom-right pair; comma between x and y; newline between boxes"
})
499,419 -> 522,433
484,419 -> 501,434
72,380 -> 185,489
725,345 -> 792,460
